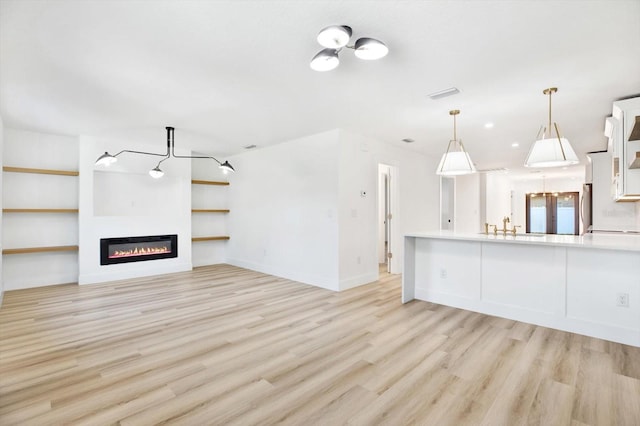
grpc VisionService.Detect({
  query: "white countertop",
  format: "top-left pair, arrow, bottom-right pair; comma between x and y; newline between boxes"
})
405,230 -> 640,252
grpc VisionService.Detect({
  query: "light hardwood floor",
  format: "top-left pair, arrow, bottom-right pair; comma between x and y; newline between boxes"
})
1,264 -> 639,425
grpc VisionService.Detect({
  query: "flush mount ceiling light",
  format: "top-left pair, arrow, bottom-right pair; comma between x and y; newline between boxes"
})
525,87 -> 579,168
95,127 -> 235,178
436,110 -> 477,176
310,25 -> 388,72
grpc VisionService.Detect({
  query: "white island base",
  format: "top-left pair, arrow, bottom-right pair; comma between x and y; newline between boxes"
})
402,232 -> 640,347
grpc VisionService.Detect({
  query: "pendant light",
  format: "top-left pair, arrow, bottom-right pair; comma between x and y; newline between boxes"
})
436,110 -> 476,176
525,87 -> 579,168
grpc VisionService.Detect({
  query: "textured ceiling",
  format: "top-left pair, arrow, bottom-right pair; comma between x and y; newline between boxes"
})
1,0 -> 639,175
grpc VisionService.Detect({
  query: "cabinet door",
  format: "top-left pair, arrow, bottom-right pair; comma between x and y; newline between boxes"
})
623,106 -> 640,196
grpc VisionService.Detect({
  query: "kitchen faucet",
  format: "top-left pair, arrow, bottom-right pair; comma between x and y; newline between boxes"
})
484,216 -> 521,236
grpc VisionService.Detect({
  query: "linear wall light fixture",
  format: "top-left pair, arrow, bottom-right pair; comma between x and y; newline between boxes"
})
524,87 -> 579,168
95,127 -> 235,178
310,25 -> 388,72
436,110 -> 477,176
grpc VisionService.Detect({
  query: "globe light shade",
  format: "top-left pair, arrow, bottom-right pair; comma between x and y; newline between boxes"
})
524,137 -> 579,168
310,48 -> 340,72
354,37 -> 389,60
317,25 -> 352,48
219,160 -> 235,173
149,166 -> 164,179
95,152 -> 118,166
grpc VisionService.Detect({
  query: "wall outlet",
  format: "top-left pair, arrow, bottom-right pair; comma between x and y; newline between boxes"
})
616,293 -> 629,307
440,268 -> 447,279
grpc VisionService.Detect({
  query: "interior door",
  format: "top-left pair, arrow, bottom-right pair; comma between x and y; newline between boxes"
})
440,177 -> 455,230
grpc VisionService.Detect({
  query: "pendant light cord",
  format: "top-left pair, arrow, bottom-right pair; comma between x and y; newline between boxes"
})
548,89 -> 552,132
453,113 -> 457,141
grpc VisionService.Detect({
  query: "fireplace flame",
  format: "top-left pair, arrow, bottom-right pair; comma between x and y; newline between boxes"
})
109,246 -> 170,258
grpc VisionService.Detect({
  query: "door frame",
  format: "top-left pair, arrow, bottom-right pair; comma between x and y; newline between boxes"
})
378,163 -> 400,274
525,191 -> 579,235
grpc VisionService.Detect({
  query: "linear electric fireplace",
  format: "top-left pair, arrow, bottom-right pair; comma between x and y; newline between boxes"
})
100,234 -> 178,265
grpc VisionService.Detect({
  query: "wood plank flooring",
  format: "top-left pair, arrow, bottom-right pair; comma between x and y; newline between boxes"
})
1,264 -> 639,425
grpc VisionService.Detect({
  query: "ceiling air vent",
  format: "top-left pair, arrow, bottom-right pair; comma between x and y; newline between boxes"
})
244,144 -> 257,149
401,138 -> 415,143
477,167 -> 509,173
427,87 -> 460,100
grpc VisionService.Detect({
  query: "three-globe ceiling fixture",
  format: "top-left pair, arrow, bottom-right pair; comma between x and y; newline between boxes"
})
95,127 -> 235,178
310,25 -> 388,72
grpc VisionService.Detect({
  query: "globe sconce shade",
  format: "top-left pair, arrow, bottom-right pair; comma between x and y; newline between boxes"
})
148,166 -> 164,179
95,152 -> 118,166
310,48 -> 340,71
354,37 -> 389,60
219,161 -> 235,173
316,25 -> 352,49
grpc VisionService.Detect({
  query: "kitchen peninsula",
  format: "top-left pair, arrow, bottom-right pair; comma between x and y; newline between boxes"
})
402,231 -> 640,347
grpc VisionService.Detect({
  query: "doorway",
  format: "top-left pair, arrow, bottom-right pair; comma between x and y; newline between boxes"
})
525,192 -> 579,235
440,176 -> 455,231
378,164 -> 398,273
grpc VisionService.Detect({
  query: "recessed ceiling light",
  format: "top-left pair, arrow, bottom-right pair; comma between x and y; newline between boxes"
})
427,87 -> 460,100
484,122 -> 494,129
511,142 -> 519,148
401,138 -> 414,143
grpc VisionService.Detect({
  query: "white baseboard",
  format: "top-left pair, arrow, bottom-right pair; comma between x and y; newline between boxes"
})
79,262 -> 192,285
340,272 -> 379,291
226,258 -> 339,291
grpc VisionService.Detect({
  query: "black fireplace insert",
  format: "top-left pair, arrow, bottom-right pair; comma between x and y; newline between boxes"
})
100,234 -> 178,265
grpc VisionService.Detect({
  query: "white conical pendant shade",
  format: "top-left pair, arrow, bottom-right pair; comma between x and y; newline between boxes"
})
524,137 -> 579,168
525,87 -> 580,168
436,149 -> 477,175
435,111 -> 476,176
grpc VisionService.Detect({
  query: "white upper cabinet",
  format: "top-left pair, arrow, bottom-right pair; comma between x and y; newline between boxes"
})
610,97 -> 640,201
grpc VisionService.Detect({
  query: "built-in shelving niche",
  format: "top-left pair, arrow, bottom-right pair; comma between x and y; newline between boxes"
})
191,179 -> 230,242
2,166 -> 79,255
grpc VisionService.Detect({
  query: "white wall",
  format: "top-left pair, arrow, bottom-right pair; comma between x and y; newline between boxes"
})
337,130 -> 439,288
226,130 -> 341,290
338,131 -> 379,289
454,173 -> 482,233
2,128 -> 79,290
78,136 -> 192,284
485,173 -> 513,227
227,128 -> 440,292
